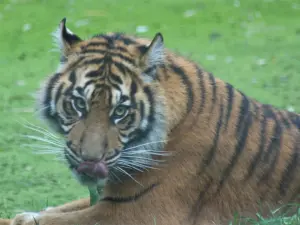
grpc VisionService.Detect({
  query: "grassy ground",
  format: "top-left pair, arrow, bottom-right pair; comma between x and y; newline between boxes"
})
0,0 -> 299,224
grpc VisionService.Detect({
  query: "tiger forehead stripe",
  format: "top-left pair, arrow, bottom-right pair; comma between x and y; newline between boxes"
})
79,37 -> 137,66
81,49 -> 135,65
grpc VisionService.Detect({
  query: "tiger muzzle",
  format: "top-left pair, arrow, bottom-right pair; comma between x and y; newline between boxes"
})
76,160 -> 109,179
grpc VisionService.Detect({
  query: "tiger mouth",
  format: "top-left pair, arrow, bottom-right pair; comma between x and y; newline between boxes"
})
64,148 -> 121,180
76,160 -> 109,179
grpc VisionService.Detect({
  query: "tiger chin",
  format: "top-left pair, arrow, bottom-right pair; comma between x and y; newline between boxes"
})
1,17 -> 299,225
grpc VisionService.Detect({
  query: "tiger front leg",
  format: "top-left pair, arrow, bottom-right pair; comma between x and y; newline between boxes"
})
9,203 -> 103,225
41,198 -> 91,213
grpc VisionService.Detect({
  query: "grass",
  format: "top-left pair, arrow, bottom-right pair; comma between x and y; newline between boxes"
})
0,0 -> 299,224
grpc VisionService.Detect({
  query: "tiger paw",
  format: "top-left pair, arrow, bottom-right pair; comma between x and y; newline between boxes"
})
10,212 -> 41,225
0,219 -> 12,225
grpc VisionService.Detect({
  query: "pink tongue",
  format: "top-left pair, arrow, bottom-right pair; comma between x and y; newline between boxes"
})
77,161 -> 108,178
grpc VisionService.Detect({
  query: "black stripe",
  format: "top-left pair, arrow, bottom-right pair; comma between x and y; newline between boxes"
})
107,76 -> 122,91
137,45 -> 148,55
189,177 -> 213,223
109,52 -> 135,65
107,89 -> 113,106
54,83 -> 64,105
75,87 -> 85,96
66,56 -> 85,69
119,132 -> 128,139
258,119 -> 282,183
110,73 -> 123,85
83,58 -> 105,66
277,111 -> 291,129
245,104 -> 278,181
130,81 -> 137,97
218,97 -> 252,191
120,95 -> 129,103
244,115 -> 267,180
120,36 -> 137,45
101,183 -> 158,203
236,92 -> 250,135
224,83 -> 234,129
139,101 -> 145,122
83,49 -> 135,65
82,49 -> 106,56
85,69 -> 103,78
64,71 -> 77,95
201,101 -> 224,169
93,33 -> 137,46
113,61 -> 130,75
116,46 -> 130,53
44,73 -> 62,117
44,73 -> 61,107
143,66 -> 157,79
83,79 -> 97,90
196,67 -> 205,114
124,114 -> 136,129
288,112 -> 300,130
279,138 -> 299,196
262,104 -> 277,120
208,73 -> 217,113
85,42 -> 110,48
170,64 -> 194,114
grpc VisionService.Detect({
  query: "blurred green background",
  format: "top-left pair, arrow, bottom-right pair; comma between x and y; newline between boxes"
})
0,0 -> 299,224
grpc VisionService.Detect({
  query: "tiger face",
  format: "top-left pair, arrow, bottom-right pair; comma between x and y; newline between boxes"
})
38,18 -> 168,186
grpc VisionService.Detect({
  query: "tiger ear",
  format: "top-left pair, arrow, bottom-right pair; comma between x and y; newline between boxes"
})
142,33 -> 165,67
140,33 -> 165,81
52,18 -> 82,57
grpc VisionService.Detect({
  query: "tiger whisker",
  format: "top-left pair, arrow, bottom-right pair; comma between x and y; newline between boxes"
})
117,162 -> 145,172
123,140 -> 169,151
22,124 -> 61,141
21,135 -> 64,147
117,159 -> 159,170
32,150 -> 63,155
32,105 -> 50,116
123,150 -> 172,156
115,166 -> 143,187
109,170 -> 122,183
21,122 -> 61,140
22,143 -> 63,151
120,155 -> 165,162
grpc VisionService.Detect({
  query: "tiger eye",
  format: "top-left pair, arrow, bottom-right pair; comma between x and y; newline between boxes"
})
114,106 -> 128,118
74,97 -> 86,111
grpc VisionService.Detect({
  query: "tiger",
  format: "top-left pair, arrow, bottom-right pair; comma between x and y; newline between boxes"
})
0,17 -> 299,225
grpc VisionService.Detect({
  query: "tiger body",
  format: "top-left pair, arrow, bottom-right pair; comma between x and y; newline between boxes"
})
1,18 -> 299,225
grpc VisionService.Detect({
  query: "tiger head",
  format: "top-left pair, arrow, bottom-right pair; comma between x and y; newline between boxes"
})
37,18 -> 169,186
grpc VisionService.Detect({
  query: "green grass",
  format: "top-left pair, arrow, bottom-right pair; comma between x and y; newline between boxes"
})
0,0 -> 299,224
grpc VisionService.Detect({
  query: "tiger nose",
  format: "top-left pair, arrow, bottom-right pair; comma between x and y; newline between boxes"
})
81,151 -> 105,162
66,140 -> 105,161
80,139 -> 108,162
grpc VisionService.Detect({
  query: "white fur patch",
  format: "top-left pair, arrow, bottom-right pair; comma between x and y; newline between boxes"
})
44,206 -> 54,211
51,25 -> 75,53
51,27 -> 64,52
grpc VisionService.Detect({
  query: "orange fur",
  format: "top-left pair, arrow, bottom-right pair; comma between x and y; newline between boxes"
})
1,18 -> 299,225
